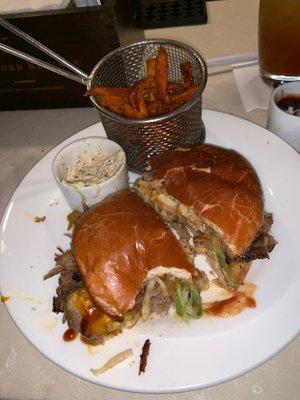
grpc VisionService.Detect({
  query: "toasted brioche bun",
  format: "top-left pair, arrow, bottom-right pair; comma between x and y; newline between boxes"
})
72,189 -> 194,318
149,145 -> 264,256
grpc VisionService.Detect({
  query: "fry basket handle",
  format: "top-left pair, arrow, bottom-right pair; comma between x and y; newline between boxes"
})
0,16 -> 89,85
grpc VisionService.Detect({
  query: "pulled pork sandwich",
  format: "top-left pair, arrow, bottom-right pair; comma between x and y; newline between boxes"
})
135,145 -> 276,290
45,189 -> 207,345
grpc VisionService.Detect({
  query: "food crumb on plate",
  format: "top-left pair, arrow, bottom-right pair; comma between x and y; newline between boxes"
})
91,349 -> 133,375
49,199 -> 59,206
139,339 -> 151,375
33,215 -> 46,223
1,295 -> 10,303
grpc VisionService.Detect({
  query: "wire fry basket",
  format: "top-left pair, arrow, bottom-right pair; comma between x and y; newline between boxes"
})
0,20 -> 207,172
88,39 -> 207,172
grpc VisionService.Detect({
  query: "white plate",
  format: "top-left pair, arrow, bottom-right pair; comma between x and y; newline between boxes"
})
1,110 -> 300,393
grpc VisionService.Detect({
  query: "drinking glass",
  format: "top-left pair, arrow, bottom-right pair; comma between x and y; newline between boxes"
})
258,0 -> 300,85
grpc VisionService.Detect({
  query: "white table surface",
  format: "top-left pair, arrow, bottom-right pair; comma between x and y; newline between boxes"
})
0,1 -> 299,399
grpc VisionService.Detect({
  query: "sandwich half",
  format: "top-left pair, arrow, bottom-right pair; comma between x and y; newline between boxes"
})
135,145 -> 276,290
47,189 -> 206,344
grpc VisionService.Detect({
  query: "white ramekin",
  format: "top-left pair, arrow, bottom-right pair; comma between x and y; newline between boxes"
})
52,136 -> 128,212
267,81 -> 300,152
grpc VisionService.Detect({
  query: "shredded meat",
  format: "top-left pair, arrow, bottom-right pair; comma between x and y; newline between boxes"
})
193,268 -> 209,291
234,232 -> 276,262
261,212 -> 274,232
132,288 -> 145,312
43,266 -> 65,280
168,220 -> 196,261
133,283 -> 172,316
229,261 -> 251,284
232,212 -> 276,263
139,339 -> 151,375
44,249 -> 83,314
169,219 -> 190,242
149,283 -> 172,315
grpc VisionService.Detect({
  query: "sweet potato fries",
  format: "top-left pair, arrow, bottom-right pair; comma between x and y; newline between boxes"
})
85,47 -> 198,118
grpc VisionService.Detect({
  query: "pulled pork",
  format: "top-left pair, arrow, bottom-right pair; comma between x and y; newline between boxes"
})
231,213 -> 276,263
169,211 -> 276,289
44,248 -> 83,315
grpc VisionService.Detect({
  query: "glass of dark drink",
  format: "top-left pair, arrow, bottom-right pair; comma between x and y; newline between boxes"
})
259,0 -> 300,85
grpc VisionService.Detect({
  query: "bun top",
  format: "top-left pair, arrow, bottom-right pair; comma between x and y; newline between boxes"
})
150,145 -> 264,256
72,189 -> 194,318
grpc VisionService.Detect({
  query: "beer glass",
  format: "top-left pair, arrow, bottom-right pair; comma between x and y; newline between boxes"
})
259,0 -> 300,85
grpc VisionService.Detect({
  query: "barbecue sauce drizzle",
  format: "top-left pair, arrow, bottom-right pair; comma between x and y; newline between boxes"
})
63,328 -> 78,342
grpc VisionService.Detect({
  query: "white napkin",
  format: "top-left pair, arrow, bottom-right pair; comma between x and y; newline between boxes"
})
0,0 -> 70,13
232,63 -> 273,112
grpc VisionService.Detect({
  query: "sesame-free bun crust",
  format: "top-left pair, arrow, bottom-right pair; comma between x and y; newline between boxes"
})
72,189 -> 194,318
150,145 -> 264,256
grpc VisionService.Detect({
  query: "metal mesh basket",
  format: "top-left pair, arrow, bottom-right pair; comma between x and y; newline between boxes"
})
87,39 -> 207,172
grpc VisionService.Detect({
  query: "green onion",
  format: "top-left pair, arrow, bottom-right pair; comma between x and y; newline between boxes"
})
216,250 -> 239,288
216,250 -> 227,268
175,280 -> 188,318
175,279 -> 203,320
209,237 -> 239,289
189,283 -> 203,317
141,275 -> 203,322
